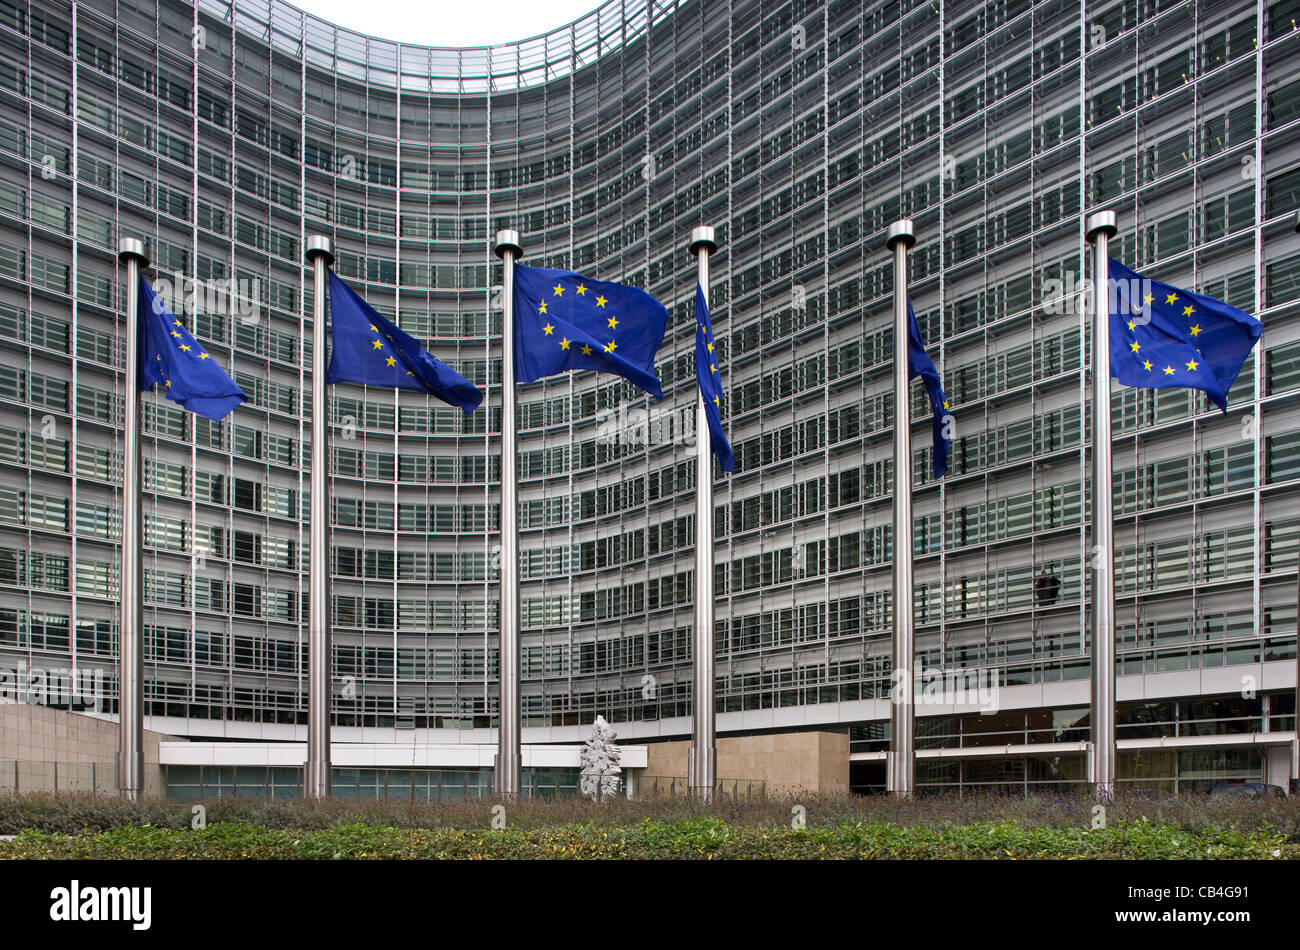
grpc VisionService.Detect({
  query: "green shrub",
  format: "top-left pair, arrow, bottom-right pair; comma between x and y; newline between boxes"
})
0,816 -> 1290,860
1,789 -> 1297,860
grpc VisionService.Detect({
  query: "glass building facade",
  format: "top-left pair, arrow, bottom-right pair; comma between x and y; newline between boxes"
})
0,0 -> 1298,792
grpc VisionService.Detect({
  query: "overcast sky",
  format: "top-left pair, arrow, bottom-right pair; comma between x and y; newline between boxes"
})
292,0 -> 605,47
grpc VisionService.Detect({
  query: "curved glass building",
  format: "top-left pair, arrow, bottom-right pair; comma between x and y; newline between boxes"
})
1,0 -> 1298,795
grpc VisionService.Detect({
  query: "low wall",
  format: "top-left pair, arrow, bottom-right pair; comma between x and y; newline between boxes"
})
0,702 -> 176,796
643,730 -> 850,794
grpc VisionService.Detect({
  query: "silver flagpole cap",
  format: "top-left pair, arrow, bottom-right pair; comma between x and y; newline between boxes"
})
495,229 -> 522,259
886,219 -> 915,250
689,226 -> 717,255
1086,210 -> 1118,241
305,234 -> 334,265
118,237 -> 149,267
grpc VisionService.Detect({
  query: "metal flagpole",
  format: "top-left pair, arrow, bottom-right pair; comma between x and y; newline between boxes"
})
689,225 -> 718,801
305,235 -> 334,797
886,220 -> 916,798
1086,210 -> 1118,799
494,229 -> 523,798
117,237 -> 148,800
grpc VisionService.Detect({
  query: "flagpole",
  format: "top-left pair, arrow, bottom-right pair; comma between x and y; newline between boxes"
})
117,237 -> 148,800
886,219 -> 915,798
494,229 -> 523,798
305,235 -> 334,797
1086,210 -> 1118,799
689,225 -> 718,802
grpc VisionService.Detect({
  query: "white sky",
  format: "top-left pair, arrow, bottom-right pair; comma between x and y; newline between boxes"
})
290,0 -> 605,47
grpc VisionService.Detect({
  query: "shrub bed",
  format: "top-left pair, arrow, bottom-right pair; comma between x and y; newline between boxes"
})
0,816 -> 1289,860
2,790 -> 1298,838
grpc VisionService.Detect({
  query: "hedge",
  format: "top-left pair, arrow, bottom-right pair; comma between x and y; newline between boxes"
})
0,817 -> 1290,860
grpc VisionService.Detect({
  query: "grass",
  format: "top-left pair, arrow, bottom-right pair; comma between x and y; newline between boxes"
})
0,791 -> 1296,859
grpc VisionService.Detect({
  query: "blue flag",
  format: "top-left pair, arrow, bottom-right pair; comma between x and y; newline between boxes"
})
512,264 -> 668,399
694,284 -> 734,473
325,271 -> 482,414
1106,259 -> 1263,413
907,303 -> 950,479
139,276 -> 246,422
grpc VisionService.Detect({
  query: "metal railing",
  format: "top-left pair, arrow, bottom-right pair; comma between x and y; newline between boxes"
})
637,776 -> 766,801
0,760 -> 121,795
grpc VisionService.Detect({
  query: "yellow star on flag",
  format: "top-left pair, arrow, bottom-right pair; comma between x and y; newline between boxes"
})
170,330 -> 181,338
552,283 -> 564,296
607,316 -> 618,329
539,301 -> 548,315
560,338 -> 570,350
604,340 -> 617,352
385,356 -> 396,367
198,352 -> 210,360
1143,360 -> 1153,371
1163,365 -> 1175,375
543,323 -> 555,336
1189,324 -> 1200,336
372,340 -> 384,350
1165,293 -> 1178,305
1185,359 -> 1198,371
179,343 -> 191,351
580,344 -> 593,355
1130,342 -> 1140,353
1182,305 -> 1194,317
595,295 -> 607,308
575,284 -> 587,295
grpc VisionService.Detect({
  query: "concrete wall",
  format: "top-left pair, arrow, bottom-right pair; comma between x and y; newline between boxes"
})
0,703 -> 176,796
1266,745 -> 1294,793
643,731 -> 850,795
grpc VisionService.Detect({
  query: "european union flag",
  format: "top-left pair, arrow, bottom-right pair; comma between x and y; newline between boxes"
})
325,272 -> 482,414
139,276 -> 246,422
908,303 -> 951,479
513,264 -> 668,399
1107,259 -> 1263,413
694,284 -> 734,473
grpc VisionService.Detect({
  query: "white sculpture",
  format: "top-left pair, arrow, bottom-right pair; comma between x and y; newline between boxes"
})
579,715 -> 622,801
